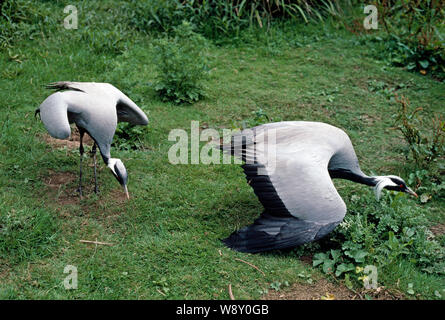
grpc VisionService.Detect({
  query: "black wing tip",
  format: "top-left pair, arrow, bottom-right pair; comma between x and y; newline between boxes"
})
221,228 -> 277,254
221,215 -> 336,254
221,236 -> 259,254
221,231 -> 300,254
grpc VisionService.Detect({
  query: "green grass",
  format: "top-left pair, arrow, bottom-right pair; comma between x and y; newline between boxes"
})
0,0 -> 444,300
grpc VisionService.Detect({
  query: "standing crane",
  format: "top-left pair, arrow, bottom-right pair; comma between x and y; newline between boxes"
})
220,121 -> 417,253
36,81 -> 148,199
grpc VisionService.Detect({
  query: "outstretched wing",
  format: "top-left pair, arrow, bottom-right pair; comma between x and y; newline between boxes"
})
221,122 -> 347,252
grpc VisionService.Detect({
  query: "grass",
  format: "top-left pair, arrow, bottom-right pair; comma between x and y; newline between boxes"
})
0,1 -> 444,299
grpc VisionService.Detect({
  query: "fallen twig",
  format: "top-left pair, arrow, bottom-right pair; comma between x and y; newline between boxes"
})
228,284 -> 235,300
79,239 -> 114,246
157,289 -> 167,297
235,258 -> 265,276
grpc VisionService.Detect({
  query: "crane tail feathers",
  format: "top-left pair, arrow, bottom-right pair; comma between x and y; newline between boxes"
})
45,81 -> 85,92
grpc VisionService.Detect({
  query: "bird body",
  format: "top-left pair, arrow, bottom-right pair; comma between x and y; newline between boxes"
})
220,121 -> 416,253
36,81 -> 148,198
39,82 -> 148,161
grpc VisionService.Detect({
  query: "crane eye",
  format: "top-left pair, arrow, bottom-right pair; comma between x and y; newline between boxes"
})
399,184 -> 404,188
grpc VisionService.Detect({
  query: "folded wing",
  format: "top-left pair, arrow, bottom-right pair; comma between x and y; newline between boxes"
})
45,81 -> 149,126
38,92 -> 72,139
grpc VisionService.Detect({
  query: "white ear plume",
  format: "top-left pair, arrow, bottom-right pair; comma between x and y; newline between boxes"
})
373,176 -> 398,201
107,158 -> 118,173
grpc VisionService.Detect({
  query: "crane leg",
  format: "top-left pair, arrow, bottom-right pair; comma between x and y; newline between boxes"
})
92,142 -> 99,194
77,130 -> 85,199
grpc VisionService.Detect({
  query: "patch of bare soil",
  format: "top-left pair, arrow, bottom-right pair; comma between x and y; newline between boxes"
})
262,278 -> 357,300
263,254 -> 404,300
38,126 -> 94,150
299,255 -> 313,266
108,188 -> 129,204
95,188 -> 129,213
262,278 -> 403,300
43,170 -> 78,206
430,223 -> 445,237
0,263 -> 10,278
42,164 -> 130,216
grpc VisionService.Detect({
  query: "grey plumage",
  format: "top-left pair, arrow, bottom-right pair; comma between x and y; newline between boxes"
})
36,81 -> 148,198
220,121 -> 416,253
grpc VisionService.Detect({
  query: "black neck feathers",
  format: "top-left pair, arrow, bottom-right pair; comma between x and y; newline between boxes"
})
329,168 -> 377,186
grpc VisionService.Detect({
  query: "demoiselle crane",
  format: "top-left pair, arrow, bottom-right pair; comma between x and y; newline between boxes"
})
35,81 -> 148,199
219,121 -> 417,253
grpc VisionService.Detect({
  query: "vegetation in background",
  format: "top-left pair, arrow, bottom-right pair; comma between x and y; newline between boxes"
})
151,21 -> 210,104
363,0 -> 445,80
393,93 -> 444,168
124,0 -> 344,40
113,123 -> 150,151
0,0 -> 55,49
77,24 -> 131,56
392,93 -> 444,202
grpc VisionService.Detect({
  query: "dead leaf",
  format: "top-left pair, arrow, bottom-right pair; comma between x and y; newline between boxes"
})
321,292 -> 335,300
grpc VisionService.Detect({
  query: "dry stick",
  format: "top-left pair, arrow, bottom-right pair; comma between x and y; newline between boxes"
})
157,289 -> 166,297
235,258 -> 265,276
228,284 -> 235,300
79,240 -> 114,246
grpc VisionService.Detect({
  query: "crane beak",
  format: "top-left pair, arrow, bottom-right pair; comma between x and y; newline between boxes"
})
405,187 -> 418,198
123,185 -> 130,199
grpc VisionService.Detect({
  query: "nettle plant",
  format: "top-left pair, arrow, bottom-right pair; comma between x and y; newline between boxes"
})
297,192 -> 444,289
370,0 -> 445,79
392,93 -> 444,201
231,108 -> 274,130
393,94 -> 444,166
151,21 -> 210,104
112,122 -> 149,151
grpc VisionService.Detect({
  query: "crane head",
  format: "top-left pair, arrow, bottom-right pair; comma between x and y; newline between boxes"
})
374,175 -> 417,200
107,158 -> 129,199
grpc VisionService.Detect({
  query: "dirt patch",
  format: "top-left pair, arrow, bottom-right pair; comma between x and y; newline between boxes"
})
43,170 -> 79,206
44,170 -> 76,188
41,165 -> 130,214
0,263 -> 10,279
109,188 -> 130,204
262,278 -> 404,300
299,255 -> 313,266
262,278 -> 357,300
360,114 -> 382,125
39,126 -> 94,150
430,223 -> 445,237
95,188 -> 129,212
